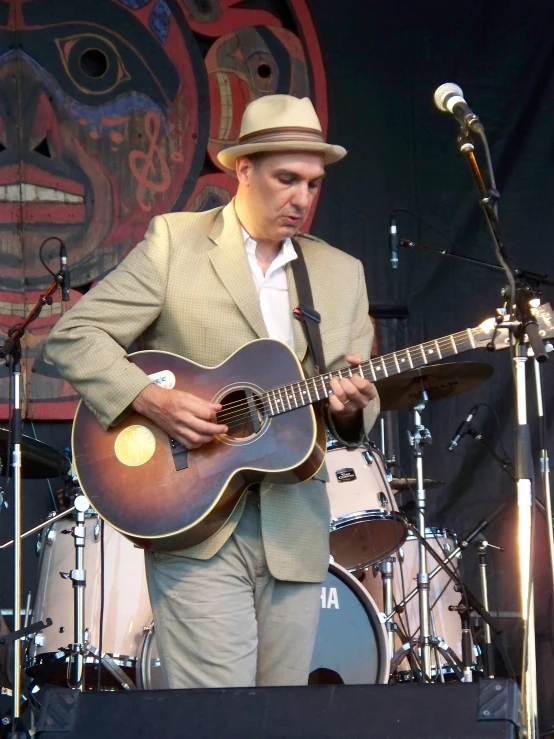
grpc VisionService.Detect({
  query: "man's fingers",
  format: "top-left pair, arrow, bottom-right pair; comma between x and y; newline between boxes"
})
183,413 -> 228,437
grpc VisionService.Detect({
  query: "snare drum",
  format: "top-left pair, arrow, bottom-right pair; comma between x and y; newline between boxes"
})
363,528 -> 463,676
326,444 -> 408,571
138,562 -> 390,688
30,512 -> 151,684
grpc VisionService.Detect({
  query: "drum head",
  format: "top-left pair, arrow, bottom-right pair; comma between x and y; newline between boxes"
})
309,562 -> 389,685
330,511 -> 408,571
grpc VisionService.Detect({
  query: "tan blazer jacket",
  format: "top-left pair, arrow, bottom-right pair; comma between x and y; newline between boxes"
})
47,202 -> 379,582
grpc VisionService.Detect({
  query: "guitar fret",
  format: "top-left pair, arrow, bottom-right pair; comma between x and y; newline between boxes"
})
392,353 -> 400,373
435,339 -> 442,359
419,344 -> 428,364
284,385 -> 292,411
368,362 -> 377,382
467,328 -> 476,349
267,392 -> 275,416
450,335 -> 458,353
311,377 -> 320,401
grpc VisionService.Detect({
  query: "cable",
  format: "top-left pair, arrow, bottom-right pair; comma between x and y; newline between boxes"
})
38,237 -> 63,279
392,207 -> 462,255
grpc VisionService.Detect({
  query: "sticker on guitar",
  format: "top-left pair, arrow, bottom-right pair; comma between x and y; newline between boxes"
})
148,370 -> 176,389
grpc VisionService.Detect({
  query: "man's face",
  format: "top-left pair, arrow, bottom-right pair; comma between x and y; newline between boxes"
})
237,152 -> 325,242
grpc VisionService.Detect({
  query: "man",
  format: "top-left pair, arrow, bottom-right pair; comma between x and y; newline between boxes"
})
46,94 -> 379,689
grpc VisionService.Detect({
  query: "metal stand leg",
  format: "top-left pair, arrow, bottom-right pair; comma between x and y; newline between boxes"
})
514,346 -> 538,739
11,363 -> 23,729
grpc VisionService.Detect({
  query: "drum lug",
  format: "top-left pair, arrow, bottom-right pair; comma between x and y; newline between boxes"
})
362,450 -> 374,465
33,632 -> 45,648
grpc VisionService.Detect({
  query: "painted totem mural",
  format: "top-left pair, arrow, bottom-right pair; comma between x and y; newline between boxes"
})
0,0 -> 328,419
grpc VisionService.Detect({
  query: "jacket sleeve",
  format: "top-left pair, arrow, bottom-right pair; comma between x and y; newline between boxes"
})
325,257 -> 380,448
46,215 -> 171,430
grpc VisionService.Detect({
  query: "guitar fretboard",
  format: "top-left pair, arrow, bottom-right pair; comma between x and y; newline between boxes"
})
263,327 -> 482,417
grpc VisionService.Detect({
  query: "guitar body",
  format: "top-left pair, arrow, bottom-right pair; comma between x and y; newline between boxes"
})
72,339 -> 325,552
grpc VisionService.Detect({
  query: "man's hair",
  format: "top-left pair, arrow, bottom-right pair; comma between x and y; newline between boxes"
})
238,152 -> 271,171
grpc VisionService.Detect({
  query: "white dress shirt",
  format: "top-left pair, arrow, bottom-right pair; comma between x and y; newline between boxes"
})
242,228 -> 297,349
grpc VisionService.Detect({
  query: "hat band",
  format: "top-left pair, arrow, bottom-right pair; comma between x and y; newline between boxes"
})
238,126 -> 325,145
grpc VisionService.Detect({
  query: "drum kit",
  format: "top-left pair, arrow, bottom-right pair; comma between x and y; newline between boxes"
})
0,360 -> 502,703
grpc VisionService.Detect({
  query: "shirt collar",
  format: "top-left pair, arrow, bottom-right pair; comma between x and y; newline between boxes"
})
241,227 -> 297,267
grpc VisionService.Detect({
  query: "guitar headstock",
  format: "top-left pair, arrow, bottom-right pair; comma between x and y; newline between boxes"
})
473,303 -> 554,350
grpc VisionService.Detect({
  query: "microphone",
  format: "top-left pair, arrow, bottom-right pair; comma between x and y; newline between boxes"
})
59,242 -> 70,302
433,83 -> 484,133
447,403 -> 480,451
389,214 -> 399,269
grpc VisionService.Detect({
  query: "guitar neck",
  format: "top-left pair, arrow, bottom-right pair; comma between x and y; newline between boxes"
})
263,326 -> 483,417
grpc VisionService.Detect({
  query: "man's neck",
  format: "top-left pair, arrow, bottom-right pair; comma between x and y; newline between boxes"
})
235,199 -> 283,274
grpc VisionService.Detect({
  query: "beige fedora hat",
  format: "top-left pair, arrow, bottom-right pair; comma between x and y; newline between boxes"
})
217,94 -> 347,170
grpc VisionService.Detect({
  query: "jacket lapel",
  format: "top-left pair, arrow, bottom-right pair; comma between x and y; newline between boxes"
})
208,202 -> 268,339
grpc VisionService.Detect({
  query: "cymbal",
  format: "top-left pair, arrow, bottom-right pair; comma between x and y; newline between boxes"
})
375,361 -> 493,411
0,429 -> 70,479
390,477 -> 444,493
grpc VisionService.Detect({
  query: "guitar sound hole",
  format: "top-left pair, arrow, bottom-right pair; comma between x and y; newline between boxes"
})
218,388 -> 266,440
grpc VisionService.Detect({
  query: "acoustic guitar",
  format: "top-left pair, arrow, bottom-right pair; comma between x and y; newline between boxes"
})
71,304 -> 554,551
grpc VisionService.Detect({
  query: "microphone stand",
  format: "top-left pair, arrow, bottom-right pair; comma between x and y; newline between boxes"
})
453,123 -> 545,739
0,274 -> 65,736
399,238 -> 554,288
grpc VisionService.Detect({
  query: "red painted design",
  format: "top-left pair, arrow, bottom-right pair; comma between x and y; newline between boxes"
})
129,111 -> 172,212
0,0 -> 328,420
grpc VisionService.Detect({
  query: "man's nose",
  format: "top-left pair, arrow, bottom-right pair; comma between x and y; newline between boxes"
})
291,183 -> 310,210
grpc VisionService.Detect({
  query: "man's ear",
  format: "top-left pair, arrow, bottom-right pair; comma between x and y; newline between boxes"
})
235,156 -> 253,185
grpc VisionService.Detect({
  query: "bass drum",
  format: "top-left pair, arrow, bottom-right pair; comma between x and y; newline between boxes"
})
138,562 -> 390,688
326,443 -> 408,571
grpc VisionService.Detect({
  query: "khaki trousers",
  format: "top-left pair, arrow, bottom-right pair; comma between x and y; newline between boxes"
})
144,493 -> 323,688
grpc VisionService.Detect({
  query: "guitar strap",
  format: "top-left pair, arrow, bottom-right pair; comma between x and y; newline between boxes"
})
290,238 -> 326,375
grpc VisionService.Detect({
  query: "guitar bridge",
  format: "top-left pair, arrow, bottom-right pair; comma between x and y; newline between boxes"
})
169,438 -> 188,471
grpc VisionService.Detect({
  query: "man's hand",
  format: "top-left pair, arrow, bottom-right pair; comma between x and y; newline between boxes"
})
328,353 -> 376,417
131,383 -> 228,449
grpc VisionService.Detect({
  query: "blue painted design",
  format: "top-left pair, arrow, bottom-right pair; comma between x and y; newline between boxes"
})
149,0 -> 171,45
117,0 -> 151,9
0,50 -> 169,137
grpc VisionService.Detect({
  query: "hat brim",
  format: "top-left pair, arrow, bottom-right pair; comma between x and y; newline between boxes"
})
217,141 -> 347,170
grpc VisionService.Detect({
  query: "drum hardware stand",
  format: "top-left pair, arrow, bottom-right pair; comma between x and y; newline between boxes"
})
407,390 -> 433,680
475,538 -> 503,678
448,601 -> 474,682
59,494 -> 90,691
376,557 -> 396,658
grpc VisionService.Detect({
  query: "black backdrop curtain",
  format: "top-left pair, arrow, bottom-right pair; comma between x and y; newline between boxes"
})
308,0 -> 554,726
2,0 -> 554,729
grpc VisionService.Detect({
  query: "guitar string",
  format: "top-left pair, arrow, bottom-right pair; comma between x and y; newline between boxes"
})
211,327 -> 484,419
214,330 -> 483,424
214,330 -> 482,426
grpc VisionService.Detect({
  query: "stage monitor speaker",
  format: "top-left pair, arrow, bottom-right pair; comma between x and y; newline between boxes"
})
36,680 -> 521,739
